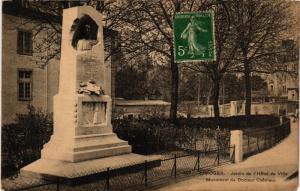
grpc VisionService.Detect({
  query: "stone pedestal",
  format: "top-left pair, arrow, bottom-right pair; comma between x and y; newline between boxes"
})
230,101 -> 237,116
230,130 -> 243,163
208,105 -> 214,117
280,116 -> 284,125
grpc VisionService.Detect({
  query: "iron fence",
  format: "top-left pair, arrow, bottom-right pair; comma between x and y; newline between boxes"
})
243,119 -> 290,158
4,146 -> 234,191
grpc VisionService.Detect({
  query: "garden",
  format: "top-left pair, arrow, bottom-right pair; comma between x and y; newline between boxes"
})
2,106 -> 282,179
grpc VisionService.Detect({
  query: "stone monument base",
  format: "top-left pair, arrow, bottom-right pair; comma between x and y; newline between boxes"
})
41,94 -> 133,162
42,133 -> 132,162
21,154 -> 161,179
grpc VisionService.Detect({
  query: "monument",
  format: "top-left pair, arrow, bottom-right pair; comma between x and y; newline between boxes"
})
22,6 -> 159,178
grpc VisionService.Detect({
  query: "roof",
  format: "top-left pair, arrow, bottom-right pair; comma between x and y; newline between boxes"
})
287,87 -> 299,91
115,99 -> 171,106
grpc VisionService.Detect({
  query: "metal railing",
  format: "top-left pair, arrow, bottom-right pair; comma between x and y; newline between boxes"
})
242,119 -> 290,158
4,146 -> 235,191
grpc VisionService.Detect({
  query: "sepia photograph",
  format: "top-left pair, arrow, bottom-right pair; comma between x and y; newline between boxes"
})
1,0 -> 299,190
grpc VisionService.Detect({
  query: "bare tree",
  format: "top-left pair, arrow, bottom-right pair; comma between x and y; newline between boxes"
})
229,0 -> 294,116
181,1 -> 239,118
105,0 -> 222,122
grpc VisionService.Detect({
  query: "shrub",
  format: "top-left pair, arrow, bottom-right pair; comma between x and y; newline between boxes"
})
112,115 -> 280,155
113,118 -> 171,154
1,105 -> 53,177
178,115 -> 280,131
113,117 -> 228,154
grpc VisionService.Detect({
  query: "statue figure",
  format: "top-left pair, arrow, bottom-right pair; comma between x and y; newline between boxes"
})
181,16 -> 207,58
93,105 -> 101,124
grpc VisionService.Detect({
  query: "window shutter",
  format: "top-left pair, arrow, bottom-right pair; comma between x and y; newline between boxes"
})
17,31 -> 23,53
27,32 -> 33,53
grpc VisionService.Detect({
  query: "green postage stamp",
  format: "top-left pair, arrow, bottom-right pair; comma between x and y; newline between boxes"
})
173,12 -> 215,62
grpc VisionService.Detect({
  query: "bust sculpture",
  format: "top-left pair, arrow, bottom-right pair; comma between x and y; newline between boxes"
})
71,15 -> 99,51
76,24 -> 98,51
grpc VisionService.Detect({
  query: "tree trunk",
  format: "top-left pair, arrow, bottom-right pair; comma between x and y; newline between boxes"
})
244,60 -> 252,117
206,85 -> 212,106
170,46 -> 179,123
212,77 -> 220,118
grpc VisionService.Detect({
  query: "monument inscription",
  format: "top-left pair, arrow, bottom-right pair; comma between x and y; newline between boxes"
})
77,55 -> 104,90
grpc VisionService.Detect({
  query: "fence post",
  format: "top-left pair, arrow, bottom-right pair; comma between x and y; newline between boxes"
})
264,134 -> 267,149
231,145 -> 235,163
230,130 -> 243,163
280,116 -> 283,125
197,150 -> 200,171
174,154 -> 177,178
106,167 -> 110,191
56,177 -> 60,191
247,134 -> 250,152
275,128 -> 278,143
144,160 -> 148,186
217,146 -> 220,165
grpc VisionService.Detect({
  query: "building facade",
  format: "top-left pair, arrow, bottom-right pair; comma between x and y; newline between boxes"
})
265,40 -> 299,102
2,2 -> 118,124
2,9 -> 60,124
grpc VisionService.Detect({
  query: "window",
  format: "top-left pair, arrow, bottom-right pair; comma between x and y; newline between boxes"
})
17,30 -> 32,55
18,70 -> 32,100
282,39 -> 294,49
283,86 -> 286,93
270,85 -> 274,92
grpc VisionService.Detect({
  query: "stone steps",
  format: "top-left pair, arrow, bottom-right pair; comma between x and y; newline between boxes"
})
73,139 -> 128,152
73,144 -> 132,162
41,132 -> 132,162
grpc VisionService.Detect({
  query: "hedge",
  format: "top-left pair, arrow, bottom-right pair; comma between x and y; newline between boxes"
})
2,107 -> 279,177
1,105 -> 53,178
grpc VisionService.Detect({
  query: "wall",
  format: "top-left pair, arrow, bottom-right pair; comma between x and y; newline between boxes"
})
114,100 -> 171,119
229,101 -> 289,116
2,14 -> 60,124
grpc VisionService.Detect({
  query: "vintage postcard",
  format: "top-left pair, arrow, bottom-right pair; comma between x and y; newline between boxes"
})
1,1 -> 299,191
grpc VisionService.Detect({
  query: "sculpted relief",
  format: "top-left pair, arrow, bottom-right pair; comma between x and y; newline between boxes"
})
81,102 -> 106,126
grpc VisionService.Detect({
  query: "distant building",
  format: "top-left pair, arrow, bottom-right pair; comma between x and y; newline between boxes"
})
265,40 -> 299,102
